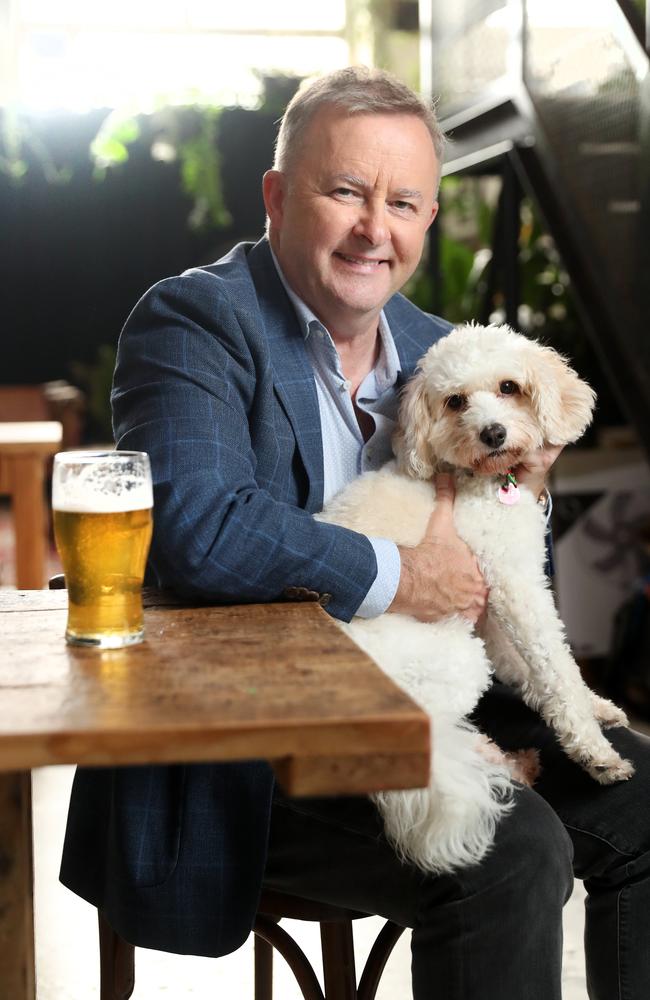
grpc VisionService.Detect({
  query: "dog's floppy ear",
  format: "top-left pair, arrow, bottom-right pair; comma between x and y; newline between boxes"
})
522,342 -> 596,445
394,372 -> 436,478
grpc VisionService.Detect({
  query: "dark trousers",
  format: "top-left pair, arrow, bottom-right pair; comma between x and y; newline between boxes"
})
262,684 -> 650,999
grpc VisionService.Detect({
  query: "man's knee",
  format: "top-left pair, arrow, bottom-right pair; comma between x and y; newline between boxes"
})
412,788 -> 573,976
424,788 -> 574,910
493,787 -> 574,903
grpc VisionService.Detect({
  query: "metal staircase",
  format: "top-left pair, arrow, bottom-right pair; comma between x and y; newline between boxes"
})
421,0 -> 650,452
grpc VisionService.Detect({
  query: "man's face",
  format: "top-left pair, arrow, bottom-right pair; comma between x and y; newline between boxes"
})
263,108 -> 439,338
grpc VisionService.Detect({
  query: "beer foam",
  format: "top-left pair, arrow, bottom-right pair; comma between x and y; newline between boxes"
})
53,462 -> 153,513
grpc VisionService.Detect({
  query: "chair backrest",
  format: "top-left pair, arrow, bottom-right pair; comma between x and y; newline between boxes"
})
0,386 -> 51,421
0,383 -> 84,450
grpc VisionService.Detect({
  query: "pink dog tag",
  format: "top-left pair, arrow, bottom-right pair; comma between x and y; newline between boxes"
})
497,481 -> 520,505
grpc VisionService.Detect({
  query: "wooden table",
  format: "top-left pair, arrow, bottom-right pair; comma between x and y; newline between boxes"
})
0,421 -> 63,588
0,589 -> 430,999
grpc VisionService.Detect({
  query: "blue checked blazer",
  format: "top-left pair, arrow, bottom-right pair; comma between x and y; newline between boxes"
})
59,238 -> 452,958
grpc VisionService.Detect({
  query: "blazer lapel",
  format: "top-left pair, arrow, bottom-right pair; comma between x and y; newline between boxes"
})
247,241 -> 325,512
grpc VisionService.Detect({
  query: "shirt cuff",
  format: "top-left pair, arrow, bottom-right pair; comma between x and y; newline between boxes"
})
355,538 -> 401,618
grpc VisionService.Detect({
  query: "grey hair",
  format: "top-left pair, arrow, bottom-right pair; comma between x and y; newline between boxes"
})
273,66 -> 445,173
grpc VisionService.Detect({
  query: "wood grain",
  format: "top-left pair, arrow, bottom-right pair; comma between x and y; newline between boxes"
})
0,772 -> 35,1000
0,591 -> 430,999
0,592 -> 430,795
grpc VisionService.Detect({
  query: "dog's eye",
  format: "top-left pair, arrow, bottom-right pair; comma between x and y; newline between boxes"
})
499,380 -> 519,396
446,394 -> 466,411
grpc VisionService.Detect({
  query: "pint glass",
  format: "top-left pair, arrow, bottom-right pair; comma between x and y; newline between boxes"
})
52,451 -> 153,648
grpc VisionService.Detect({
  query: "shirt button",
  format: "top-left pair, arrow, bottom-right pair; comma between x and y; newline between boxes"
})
341,380 -> 351,393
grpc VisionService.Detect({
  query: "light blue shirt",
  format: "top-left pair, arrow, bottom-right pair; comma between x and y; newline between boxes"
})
271,252 -> 401,618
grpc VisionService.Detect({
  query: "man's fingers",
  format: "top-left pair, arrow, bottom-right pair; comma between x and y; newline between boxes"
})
424,473 -> 455,538
433,472 -> 455,502
459,598 -> 488,625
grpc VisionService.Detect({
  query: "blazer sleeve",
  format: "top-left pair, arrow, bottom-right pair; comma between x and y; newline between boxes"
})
111,271 -> 378,622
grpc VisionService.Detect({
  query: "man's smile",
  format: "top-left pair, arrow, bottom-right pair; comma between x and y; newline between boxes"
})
333,251 -> 390,268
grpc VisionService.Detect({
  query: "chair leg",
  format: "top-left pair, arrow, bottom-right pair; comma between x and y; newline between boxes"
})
254,931 -> 274,1000
254,915 -> 325,1000
357,922 -> 405,1000
320,921 -> 356,1000
98,911 -> 135,1000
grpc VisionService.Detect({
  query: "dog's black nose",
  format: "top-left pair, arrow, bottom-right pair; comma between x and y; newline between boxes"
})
479,423 -> 507,449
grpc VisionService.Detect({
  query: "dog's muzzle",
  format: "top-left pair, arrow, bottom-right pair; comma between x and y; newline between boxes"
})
479,423 -> 507,449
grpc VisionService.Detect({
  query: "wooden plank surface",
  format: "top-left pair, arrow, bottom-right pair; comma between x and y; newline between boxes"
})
0,592 -> 430,796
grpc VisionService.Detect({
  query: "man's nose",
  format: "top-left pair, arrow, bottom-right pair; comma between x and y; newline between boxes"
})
352,201 -> 390,246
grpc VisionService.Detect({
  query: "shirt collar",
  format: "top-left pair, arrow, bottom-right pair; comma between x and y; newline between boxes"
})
269,245 -> 402,386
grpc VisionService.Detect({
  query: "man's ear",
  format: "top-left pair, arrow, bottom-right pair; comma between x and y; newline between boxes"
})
262,170 -> 286,228
426,200 -> 439,232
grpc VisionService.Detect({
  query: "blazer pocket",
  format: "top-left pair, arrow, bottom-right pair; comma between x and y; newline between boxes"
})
112,764 -> 186,889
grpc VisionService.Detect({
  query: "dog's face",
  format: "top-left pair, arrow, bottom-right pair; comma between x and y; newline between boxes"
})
395,323 -> 596,479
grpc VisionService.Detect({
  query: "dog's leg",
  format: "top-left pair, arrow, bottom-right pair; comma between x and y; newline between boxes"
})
589,691 -> 630,728
482,617 -> 630,732
483,579 -> 634,784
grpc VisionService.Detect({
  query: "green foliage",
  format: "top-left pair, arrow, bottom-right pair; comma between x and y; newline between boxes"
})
178,109 -> 230,230
404,176 -> 624,426
404,176 -> 496,320
90,115 -> 141,176
70,344 -> 117,443
405,177 -> 586,359
88,104 -> 231,231
0,110 -> 73,184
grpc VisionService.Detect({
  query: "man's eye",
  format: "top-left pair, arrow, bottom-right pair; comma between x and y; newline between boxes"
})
334,187 -> 356,198
446,394 -> 466,411
499,380 -> 519,395
392,200 -> 413,212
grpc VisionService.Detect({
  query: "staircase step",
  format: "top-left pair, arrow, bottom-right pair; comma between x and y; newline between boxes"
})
579,142 -> 640,156
607,200 -> 641,213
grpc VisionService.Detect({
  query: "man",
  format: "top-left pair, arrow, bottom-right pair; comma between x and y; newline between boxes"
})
61,68 -> 650,998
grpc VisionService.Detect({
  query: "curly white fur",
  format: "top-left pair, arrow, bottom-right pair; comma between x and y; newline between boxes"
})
317,323 -> 633,875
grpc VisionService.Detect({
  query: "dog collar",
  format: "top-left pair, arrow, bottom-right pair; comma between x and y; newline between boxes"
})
497,470 -> 520,506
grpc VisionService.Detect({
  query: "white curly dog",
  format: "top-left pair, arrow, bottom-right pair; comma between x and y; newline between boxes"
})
317,322 -> 633,876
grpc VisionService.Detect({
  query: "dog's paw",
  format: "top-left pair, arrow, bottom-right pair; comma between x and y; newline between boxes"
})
591,693 -> 630,729
588,756 -> 635,784
505,748 -> 542,787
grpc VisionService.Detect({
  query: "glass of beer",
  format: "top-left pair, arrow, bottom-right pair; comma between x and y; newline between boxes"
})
52,451 -> 153,648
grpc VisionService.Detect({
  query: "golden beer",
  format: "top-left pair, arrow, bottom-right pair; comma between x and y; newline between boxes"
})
53,508 -> 153,646
52,451 -> 153,648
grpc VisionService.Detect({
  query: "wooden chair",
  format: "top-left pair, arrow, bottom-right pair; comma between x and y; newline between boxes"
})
98,891 -> 405,1000
47,579 -> 406,999
0,381 -> 84,452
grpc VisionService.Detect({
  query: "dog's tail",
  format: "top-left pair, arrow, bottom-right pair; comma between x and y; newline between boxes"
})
372,715 -> 513,874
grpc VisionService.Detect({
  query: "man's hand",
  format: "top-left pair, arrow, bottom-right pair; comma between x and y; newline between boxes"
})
513,444 -> 563,501
389,473 -> 488,624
